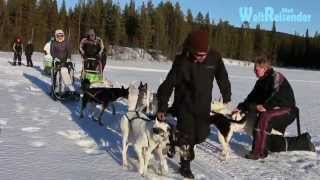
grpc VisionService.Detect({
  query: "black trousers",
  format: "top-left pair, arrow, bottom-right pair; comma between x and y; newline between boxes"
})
26,55 -> 33,67
13,52 -> 22,65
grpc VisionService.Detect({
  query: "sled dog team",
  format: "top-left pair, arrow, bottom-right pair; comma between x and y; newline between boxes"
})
11,29 -> 315,179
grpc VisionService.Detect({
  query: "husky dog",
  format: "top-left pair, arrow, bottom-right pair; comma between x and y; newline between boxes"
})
136,82 -> 159,120
210,101 -> 283,159
135,82 -> 150,112
80,79 -> 129,125
120,83 -> 170,176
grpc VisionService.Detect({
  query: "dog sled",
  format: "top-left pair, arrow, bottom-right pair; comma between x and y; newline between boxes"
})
80,57 -> 112,88
50,58 -> 77,101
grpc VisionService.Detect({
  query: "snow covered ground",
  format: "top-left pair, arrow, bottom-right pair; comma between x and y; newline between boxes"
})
0,52 -> 319,180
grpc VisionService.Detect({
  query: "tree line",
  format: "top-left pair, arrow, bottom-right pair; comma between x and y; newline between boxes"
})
0,0 -> 319,69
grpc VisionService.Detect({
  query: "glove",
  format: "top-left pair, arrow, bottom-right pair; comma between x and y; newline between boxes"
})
156,112 -> 166,122
67,58 -> 71,62
231,107 -> 241,115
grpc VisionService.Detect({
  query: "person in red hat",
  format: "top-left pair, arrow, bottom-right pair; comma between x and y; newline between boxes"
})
12,37 -> 23,66
156,30 -> 231,178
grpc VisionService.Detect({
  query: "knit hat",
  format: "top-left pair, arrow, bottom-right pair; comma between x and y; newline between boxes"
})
55,29 -> 64,36
186,30 -> 209,52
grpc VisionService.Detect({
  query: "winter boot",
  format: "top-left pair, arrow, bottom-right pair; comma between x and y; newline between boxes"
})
179,159 -> 194,179
245,153 -> 260,160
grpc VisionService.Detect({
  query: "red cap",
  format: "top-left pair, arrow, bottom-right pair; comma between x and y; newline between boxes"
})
187,30 -> 209,52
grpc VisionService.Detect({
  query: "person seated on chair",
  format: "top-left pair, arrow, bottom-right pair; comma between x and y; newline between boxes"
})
79,29 -> 104,72
233,54 -> 296,160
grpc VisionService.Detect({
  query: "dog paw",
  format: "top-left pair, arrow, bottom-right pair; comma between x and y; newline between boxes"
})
159,167 -> 168,176
220,152 -> 229,161
139,171 -> 145,177
122,164 -> 129,170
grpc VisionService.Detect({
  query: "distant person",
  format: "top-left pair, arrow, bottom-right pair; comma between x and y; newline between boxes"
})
44,37 -> 54,56
43,37 -> 54,75
12,37 -> 23,66
24,40 -> 34,67
79,29 -> 105,72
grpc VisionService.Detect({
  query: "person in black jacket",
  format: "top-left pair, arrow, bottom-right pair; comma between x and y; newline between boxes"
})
51,29 -> 72,62
79,29 -> 105,72
13,38 -> 23,66
234,54 -> 296,160
50,29 -> 75,95
25,40 -> 34,67
157,30 -> 231,178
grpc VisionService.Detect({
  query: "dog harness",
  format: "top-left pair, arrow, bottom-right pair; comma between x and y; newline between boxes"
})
125,111 -> 151,122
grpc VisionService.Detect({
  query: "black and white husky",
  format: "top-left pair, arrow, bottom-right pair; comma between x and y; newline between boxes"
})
210,101 -> 283,160
120,83 -> 170,176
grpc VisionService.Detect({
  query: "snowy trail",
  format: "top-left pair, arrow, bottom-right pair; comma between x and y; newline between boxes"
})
0,53 -> 319,179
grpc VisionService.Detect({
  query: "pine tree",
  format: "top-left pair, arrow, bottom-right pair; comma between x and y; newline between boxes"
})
254,24 -> 266,56
238,21 -> 254,61
124,0 -> 139,46
195,12 -> 204,26
151,4 -> 167,54
58,0 -> 68,34
138,1 -> 152,51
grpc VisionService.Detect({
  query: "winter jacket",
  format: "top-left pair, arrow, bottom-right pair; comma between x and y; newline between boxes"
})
79,37 -> 104,58
237,68 -> 296,111
25,44 -> 34,56
13,42 -> 23,53
50,40 -> 72,62
157,49 -> 231,144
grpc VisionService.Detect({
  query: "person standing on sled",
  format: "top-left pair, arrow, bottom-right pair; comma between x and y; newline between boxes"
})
79,29 -> 105,73
12,37 -> 23,66
24,40 -> 34,67
234,54 -> 296,160
156,30 -> 231,178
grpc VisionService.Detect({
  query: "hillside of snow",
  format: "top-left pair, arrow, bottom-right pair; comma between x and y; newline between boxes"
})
0,51 -> 319,180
